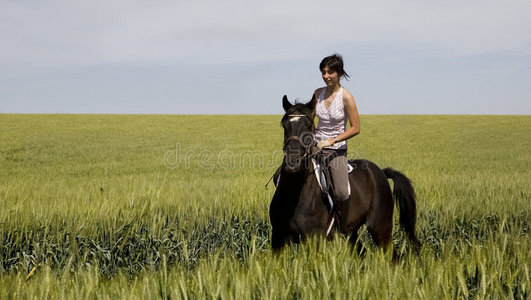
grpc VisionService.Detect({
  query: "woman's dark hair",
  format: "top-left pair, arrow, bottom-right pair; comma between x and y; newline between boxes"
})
319,54 -> 350,80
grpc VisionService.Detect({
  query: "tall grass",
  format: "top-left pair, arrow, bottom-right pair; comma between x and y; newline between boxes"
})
0,114 -> 529,298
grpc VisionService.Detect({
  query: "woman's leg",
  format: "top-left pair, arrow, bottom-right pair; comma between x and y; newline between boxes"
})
328,151 -> 350,232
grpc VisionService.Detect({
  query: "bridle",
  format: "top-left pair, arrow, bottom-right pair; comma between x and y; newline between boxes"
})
283,114 -> 320,160
265,112 -> 320,189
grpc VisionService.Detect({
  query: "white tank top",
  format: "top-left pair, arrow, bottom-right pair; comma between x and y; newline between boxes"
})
315,87 -> 347,150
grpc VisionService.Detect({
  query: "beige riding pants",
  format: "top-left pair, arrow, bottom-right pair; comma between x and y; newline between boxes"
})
321,149 -> 350,201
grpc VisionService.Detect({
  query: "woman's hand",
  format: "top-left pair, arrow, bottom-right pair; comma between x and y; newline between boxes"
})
317,138 -> 335,150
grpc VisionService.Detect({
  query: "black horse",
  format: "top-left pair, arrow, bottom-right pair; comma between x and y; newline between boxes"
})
269,95 -> 421,254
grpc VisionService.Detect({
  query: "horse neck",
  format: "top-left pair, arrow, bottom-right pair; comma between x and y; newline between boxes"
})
278,162 -> 313,198
278,162 -> 325,221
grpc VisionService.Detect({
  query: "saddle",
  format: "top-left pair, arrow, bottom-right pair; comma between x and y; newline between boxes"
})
312,152 -> 353,198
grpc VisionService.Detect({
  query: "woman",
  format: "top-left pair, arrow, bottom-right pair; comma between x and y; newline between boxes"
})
313,54 -> 360,232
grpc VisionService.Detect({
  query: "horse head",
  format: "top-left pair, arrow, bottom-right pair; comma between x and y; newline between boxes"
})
280,95 -> 316,173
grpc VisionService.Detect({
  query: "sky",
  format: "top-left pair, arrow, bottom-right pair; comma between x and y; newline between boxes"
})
1,0 -> 530,114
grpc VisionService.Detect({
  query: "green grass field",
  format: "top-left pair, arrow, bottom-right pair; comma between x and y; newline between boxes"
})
0,114 -> 529,299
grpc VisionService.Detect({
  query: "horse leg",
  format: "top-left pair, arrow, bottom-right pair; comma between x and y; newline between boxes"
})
271,228 -> 287,251
366,201 -> 393,250
365,168 -> 395,249
366,217 -> 393,249
348,227 -> 366,257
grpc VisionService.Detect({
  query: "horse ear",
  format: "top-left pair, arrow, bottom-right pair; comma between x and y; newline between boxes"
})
282,95 -> 292,112
306,94 -> 316,113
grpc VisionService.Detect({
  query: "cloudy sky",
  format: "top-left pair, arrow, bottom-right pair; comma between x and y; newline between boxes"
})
1,0 -> 530,114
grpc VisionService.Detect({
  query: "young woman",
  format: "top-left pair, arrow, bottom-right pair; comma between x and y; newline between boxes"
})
313,54 -> 360,232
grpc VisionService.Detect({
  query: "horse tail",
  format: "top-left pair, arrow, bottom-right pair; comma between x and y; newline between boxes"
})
383,167 -> 421,252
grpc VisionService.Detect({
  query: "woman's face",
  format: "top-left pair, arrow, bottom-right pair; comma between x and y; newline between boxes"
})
321,66 -> 339,86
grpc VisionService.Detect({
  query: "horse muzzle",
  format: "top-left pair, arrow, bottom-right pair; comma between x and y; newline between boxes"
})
283,135 -> 313,173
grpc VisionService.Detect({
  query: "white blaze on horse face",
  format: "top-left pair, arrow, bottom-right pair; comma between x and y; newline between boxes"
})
289,117 -> 301,122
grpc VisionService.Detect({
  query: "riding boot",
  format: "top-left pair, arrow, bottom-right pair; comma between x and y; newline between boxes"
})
335,197 -> 351,233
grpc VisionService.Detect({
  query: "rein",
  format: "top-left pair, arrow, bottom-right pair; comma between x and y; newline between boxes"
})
264,146 -> 321,190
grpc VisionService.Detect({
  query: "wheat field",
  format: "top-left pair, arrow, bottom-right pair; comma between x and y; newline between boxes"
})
0,114 -> 529,299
